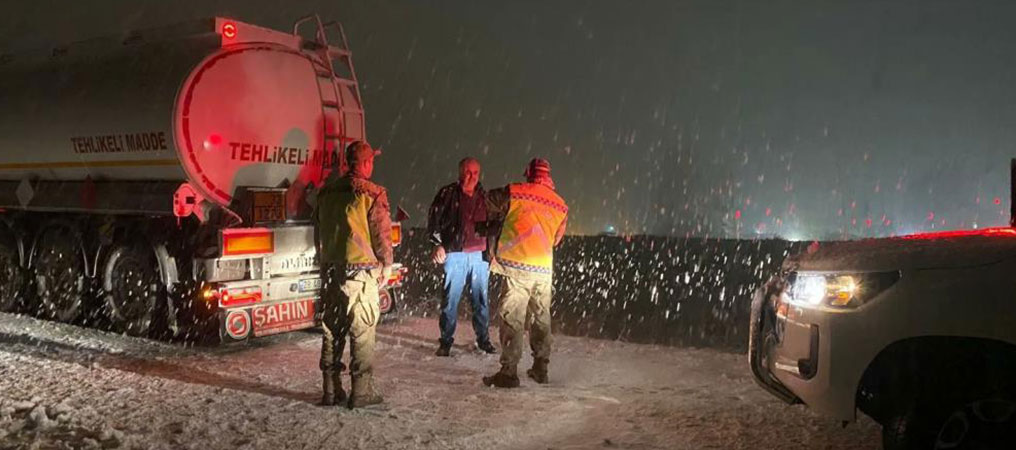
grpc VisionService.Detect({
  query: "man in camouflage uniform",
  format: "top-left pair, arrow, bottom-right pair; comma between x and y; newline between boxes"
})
482,158 -> 568,388
314,141 -> 393,408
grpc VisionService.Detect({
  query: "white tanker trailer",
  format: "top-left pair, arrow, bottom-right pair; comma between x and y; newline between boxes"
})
0,16 -> 407,340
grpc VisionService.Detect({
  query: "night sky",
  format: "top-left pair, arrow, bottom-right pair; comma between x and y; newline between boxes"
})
4,0 -> 1016,239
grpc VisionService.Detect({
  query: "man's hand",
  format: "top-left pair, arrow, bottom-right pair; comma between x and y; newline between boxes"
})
432,246 -> 447,265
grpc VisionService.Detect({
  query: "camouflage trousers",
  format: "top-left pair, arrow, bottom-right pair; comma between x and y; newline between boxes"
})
495,271 -> 553,367
319,264 -> 381,377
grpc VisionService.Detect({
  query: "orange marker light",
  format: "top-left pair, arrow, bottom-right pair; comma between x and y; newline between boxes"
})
391,223 -> 403,247
222,228 -> 274,256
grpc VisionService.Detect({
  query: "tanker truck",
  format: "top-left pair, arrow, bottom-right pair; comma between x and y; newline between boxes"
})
0,16 -> 408,341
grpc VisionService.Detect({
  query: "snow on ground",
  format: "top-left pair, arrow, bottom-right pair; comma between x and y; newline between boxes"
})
0,312 -> 880,449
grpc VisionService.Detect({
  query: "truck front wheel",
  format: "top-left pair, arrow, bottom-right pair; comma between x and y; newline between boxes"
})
102,241 -> 161,336
882,394 -> 1015,449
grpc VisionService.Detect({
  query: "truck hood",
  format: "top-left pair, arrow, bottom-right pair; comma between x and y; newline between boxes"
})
787,228 -> 1016,272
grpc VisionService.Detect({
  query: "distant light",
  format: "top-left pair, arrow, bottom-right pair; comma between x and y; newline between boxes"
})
222,22 -> 237,39
995,197 -> 1002,205
783,232 -> 805,242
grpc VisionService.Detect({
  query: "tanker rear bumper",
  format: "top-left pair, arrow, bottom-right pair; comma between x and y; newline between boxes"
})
212,274 -> 322,341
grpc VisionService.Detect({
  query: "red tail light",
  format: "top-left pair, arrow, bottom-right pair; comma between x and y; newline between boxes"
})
387,266 -> 408,287
220,287 -> 262,307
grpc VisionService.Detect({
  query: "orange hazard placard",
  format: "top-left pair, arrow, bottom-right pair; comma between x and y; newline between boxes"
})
252,191 -> 286,223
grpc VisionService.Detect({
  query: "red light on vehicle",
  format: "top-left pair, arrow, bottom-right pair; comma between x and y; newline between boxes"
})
222,22 -> 237,39
220,287 -> 262,307
386,266 -> 408,287
901,227 -> 1016,240
203,133 -> 223,151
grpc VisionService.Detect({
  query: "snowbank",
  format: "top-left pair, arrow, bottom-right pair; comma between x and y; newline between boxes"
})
397,231 -> 803,351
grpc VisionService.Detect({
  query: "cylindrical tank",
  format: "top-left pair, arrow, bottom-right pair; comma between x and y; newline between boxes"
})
0,18 -> 363,209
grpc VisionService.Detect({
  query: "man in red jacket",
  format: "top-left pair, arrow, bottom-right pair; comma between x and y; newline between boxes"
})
427,157 -> 497,356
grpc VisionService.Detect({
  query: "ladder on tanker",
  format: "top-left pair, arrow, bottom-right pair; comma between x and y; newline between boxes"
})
294,14 -> 367,175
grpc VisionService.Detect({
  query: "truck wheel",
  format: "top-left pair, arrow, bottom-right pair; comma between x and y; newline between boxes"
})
883,398 -> 1016,449
0,236 -> 23,312
32,228 -> 87,322
102,242 -> 161,336
881,406 -> 940,450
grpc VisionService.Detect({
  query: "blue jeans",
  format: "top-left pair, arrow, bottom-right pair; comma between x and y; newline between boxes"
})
439,251 -> 491,346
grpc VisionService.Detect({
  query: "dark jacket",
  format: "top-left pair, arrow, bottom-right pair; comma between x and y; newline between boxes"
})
426,182 -> 487,253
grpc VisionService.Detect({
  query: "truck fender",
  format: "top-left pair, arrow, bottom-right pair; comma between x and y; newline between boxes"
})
152,242 -> 180,335
152,243 -> 179,292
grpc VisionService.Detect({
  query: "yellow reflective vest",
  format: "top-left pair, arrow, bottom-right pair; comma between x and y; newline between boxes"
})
495,183 -> 568,274
315,174 -> 392,270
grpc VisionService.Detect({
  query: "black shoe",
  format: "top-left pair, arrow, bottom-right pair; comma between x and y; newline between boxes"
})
482,365 -> 520,388
527,358 -> 549,384
348,374 -> 383,409
435,344 -> 451,357
477,341 -> 497,354
526,367 -> 548,384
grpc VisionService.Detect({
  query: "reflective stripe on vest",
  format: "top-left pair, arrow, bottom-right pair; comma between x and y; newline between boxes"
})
496,183 -> 567,273
317,178 -> 380,269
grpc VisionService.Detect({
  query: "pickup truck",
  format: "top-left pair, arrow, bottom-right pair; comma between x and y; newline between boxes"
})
750,227 -> 1016,448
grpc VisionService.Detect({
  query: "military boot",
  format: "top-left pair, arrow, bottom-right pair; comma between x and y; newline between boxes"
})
482,364 -> 520,388
527,358 -> 549,384
331,371 -> 347,405
321,370 -> 336,406
348,373 -> 384,409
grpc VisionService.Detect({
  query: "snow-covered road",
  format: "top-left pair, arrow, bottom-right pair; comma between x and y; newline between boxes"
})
0,312 -> 880,449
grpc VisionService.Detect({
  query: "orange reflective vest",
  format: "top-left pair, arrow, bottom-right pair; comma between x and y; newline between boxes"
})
315,175 -> 386,270
496,183 -> 568,274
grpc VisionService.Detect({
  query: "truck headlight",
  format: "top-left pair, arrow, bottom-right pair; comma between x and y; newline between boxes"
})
787,271 -> 900,308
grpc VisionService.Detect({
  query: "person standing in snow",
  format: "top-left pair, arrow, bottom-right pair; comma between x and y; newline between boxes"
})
313,141 -> 392,408
481,158 -> 568,388
427,157 -> 498,357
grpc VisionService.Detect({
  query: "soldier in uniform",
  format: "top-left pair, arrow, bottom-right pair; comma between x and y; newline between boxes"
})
481,158 -> 568,388
314,141 -> 393,408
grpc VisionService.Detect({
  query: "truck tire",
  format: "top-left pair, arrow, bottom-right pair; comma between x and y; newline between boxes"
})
32,228 -> 87,322
101,241 -> 161,337
883,395 -> 1016,449
0,236 -> 23,312
881,406 -> 941,450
